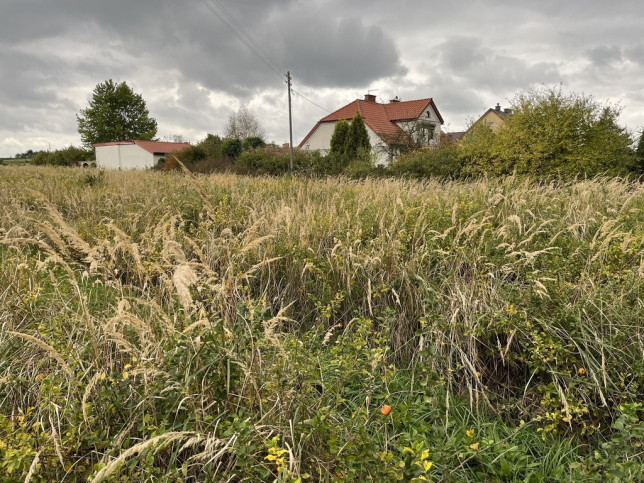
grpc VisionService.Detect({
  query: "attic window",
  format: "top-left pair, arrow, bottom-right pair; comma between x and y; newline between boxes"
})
426,111 -> 431,118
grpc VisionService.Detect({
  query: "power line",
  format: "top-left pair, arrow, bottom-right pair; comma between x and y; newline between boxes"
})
291,88 -> 332,114
199,0 -> 284,81
198,0 -> 332,116
208,0 -> 284,77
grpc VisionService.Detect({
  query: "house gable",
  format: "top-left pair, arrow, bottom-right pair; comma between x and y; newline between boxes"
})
467,104 -> 512,133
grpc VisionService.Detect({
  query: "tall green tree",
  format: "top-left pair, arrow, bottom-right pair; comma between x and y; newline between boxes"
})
77,79 -> 158,147
344,111 -> 371,160
329,120 -> 350,155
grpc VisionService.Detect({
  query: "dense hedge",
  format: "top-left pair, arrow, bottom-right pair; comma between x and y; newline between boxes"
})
32,145 -> 94,167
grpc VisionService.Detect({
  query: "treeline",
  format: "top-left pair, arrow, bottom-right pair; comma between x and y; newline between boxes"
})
31,146 -> 95,166
16,87 -> 644,178
174,87 -> 644,179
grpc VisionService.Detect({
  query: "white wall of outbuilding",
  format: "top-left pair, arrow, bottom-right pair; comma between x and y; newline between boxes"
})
95,144 -> 156,170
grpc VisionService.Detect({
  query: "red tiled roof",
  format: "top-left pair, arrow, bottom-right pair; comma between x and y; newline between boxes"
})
299,98 -> 443,148
93,140 -> 191,154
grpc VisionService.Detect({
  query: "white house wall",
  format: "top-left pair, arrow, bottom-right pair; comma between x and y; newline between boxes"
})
95,144 -> 156,170
301,122 -> 336,154
367,128 -> 390,166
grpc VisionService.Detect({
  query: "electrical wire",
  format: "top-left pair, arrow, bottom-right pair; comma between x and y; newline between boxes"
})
199,0 -> 332,114
199,0 -> 284,81
208,0 -> 284,78
291,88 -> 332,114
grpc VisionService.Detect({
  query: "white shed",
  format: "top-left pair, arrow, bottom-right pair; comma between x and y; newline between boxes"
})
93,140 -> 190,169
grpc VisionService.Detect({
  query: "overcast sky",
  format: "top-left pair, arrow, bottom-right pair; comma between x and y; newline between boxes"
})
1,0 -> 643,157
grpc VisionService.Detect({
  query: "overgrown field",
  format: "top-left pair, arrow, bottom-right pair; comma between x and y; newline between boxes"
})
1,166 -> 644,481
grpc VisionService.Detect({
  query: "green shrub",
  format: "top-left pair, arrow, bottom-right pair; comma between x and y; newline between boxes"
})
342,147 -> 379,178
236,146 -> 328,175
31,145 -> 94,166
222,138 -> 242,160
389,144 -> 464,179
175,145 -> 206,164
462,87 -> 636,178
242,136 -> 266,151
197,133 -> 224,158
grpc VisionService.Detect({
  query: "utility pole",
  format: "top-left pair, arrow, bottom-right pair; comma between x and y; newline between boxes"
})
287,71 -> 294,173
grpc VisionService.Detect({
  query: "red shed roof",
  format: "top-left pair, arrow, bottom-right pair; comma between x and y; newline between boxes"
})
93,140 -> 191,154
299,97 -> 443,148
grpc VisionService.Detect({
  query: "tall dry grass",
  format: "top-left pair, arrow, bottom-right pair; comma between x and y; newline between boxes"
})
1,166 -> 643,479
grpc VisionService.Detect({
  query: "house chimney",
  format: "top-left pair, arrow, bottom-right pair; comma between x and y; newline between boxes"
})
364,93 -> 376,103
495,103 -> 501,112
389,96 -> 401,103
504,108 -> 512,114
282,143 -> 290,150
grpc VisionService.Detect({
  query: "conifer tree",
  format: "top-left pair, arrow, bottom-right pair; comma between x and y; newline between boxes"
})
330,120 -> 349,155
344,111 -> 371,160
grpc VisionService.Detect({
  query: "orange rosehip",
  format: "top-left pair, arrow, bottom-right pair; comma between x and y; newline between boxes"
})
380,404 -> 392,416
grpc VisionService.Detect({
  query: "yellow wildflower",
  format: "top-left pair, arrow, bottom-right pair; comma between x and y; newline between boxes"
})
265,436 -> 289,473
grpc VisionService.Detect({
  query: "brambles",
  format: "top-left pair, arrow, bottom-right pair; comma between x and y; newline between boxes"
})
1,167 -> 644,480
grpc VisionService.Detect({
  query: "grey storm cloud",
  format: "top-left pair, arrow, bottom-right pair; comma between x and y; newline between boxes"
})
586,46 -> 624,67
281,17 -> 407,87
0,0 -> 403,95
436,36 -> 563,90
1,0 -> 644,156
